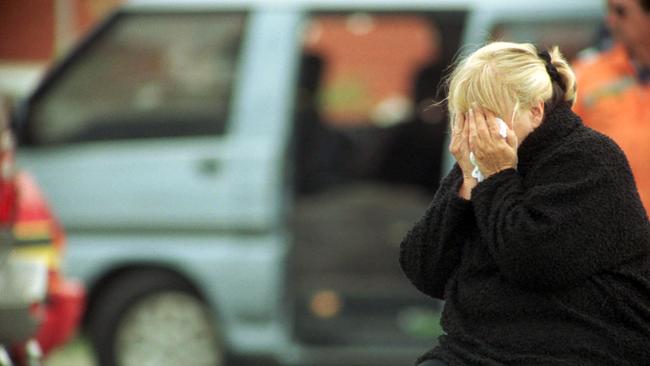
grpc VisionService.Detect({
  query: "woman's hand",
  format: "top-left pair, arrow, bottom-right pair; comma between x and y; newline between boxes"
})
468,107 -> 518,178
449,112 -> 477,199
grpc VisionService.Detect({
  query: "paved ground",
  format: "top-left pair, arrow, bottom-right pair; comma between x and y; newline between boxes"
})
43,337 -> 273,366
44,337 -> 95,366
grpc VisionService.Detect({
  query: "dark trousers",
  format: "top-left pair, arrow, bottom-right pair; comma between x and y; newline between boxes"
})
418,359 -> 449,366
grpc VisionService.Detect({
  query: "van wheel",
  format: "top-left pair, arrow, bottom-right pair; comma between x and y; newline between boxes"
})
88,270 -> 224,366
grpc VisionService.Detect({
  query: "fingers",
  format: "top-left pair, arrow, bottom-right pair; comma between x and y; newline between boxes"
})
505,126 -> 518,150
475,107 -> 496,139
453,112 -> 465,135
468,109 -> 478,151
470,107 -> 493,142
465,105 -> 519,178
468,107 -> 490,154
462,111 -> 470,139
483,110 -> 501,137
449,113 -> 465,156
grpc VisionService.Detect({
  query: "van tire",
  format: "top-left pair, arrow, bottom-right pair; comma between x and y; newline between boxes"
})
88,269 -> 224,366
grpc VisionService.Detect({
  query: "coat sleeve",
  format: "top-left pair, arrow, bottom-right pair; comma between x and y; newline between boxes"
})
399,165 -> 474,300
471,141 -> 650,291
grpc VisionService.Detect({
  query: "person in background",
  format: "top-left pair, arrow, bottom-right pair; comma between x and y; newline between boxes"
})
400,41 -> 650,366
573,0 -> 650,213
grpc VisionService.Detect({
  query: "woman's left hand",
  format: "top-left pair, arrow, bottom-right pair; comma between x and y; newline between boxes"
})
468,107 -> 518,178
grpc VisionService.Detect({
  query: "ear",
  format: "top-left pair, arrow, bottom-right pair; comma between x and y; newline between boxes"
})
530,100 -> 545,128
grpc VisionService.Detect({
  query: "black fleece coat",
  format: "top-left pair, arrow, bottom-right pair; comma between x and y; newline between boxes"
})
399,104 -> 650,366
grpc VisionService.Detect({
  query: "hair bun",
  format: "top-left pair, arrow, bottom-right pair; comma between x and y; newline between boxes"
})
537,50 -> 566,92
547,46 -> 577,104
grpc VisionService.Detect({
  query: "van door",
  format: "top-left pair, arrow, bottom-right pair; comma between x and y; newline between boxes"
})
288,9 -> 467,349
17,11 -> 257,231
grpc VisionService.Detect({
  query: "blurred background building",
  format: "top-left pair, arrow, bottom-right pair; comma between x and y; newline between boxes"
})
0,0 -> 124,100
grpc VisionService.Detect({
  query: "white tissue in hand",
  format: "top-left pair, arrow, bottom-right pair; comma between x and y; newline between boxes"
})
470,118 -> 508,182
470,152 -> 483,181
496,118 -> 508,138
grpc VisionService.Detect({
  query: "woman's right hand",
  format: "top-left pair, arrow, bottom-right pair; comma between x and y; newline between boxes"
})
449,112 -> 477,199
449,112 -> 473,176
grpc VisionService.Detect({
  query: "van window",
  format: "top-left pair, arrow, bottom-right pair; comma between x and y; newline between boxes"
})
25,12 -> 247,145
489,19 -> 600,61
293,11 -> 466,196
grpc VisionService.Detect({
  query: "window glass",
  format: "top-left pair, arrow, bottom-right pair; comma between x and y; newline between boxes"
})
293,11 -> 466,195
304,13 -> 438,127
28,12 -> 246,145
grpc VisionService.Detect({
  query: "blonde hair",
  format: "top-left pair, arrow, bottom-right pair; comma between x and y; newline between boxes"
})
446,42 -> 576,124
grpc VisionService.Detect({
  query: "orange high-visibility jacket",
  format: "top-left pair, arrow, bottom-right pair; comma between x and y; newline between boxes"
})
573,44 -> 650,214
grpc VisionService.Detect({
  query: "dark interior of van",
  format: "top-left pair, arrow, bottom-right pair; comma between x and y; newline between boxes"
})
288,11 -> 465,346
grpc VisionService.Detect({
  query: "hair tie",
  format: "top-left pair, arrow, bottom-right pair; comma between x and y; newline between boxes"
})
537,50 -> 566,92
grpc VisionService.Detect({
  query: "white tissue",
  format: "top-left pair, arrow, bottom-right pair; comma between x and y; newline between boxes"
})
470,118 -> 509,182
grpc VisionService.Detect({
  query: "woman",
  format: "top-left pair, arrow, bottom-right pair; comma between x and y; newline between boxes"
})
399,42 -> 650,366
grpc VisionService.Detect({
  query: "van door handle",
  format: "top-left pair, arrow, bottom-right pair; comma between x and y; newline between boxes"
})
196,157 -> 220,176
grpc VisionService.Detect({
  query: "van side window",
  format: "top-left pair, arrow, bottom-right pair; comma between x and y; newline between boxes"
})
293,11 -> 466,195
25,12 -> 247,145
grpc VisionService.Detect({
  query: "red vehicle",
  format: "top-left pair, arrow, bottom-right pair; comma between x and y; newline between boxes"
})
0,96 -> 85,364
12,173 -> 86,356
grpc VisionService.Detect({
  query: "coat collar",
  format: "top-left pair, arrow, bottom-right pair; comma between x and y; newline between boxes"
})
516,103 -> 583,174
